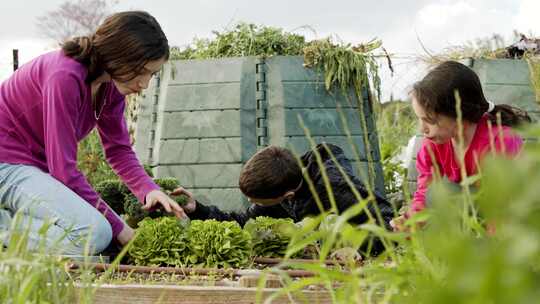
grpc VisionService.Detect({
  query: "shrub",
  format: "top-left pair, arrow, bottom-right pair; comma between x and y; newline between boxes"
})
95,179 -> 129,215
123,192 -> 187,227
123,177 -> 187,227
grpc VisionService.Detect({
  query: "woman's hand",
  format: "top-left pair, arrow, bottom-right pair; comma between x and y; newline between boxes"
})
144,189 -> 188,219
169,187 -> 197,214
116,225 -> 135,245
116,187 -> 195,246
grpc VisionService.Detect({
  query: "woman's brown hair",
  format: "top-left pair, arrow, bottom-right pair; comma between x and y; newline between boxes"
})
62,11 -> 169,83
412,61 -> 531,127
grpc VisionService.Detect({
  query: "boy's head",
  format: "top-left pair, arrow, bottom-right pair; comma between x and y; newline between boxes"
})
239,146 -> 303,206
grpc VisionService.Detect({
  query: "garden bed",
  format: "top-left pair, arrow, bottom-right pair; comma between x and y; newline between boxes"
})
69,257 -> 345,304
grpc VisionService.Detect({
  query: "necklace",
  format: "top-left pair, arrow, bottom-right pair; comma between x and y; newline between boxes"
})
92,84 -> 106,120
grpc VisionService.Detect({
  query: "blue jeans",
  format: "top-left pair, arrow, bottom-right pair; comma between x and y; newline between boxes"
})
0,163 -> 112,255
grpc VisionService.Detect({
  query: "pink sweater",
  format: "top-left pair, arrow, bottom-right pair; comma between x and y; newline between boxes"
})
411,114 -> 523,214
0,50 -> 160,237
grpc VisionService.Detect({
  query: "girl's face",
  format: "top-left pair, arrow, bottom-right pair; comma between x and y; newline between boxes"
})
112,57 -> 167,95
411,94 -> 457,144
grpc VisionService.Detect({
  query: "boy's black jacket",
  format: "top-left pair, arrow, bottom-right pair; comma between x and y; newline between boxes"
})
190,143 -> 394,253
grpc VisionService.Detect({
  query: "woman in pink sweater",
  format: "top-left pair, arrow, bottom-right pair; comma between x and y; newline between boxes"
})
0,11 -> 187,254
391,61 -> 530,232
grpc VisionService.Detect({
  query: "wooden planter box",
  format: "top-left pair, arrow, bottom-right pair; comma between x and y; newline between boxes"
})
70,259 -> 348,303
76,283 -> 332,304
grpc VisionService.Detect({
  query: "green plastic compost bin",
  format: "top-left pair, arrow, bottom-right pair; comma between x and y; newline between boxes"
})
134,56 -> 384,212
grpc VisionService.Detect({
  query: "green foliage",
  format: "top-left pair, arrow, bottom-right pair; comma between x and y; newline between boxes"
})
93,176 -> 185,225
172,194 -> 188,206
526,55 -> 540,103
77,130 -> 116,187
186,220 -> 252,268
122,177 -> 186,227
375,100 -> 417,196
169,22 -> 384,101
128,217 -> 190,267
285,212 -> 374,261
303,38 -> 382,100
79,130 -> 178,227
172,22 -> 384,100
95,179 -> 129,215
128,219 -> 252,268
244,216 -> 297,258
143,164 -> 154,177
153,177 -> 180,192
318,214 -> 365,251
123,194 -> 150,224
0,212 -> 96,303
123,192 -> 188,227
170,22 -> 306,60
78,130 -> 155,214
78,127 -> 153,189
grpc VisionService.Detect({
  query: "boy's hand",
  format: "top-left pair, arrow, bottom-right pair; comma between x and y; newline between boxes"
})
330,247 -> 362,263
390,215 -> 408,232
144,189 -> 188,219
170,187 -> 196,214
390,214 -> 427,233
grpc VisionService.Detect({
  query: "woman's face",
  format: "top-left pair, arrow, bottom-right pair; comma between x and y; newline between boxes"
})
112,57 -> 167,95
411,94 -> 457,144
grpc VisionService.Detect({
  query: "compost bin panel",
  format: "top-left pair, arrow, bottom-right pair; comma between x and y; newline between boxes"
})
265,56 -> 385,195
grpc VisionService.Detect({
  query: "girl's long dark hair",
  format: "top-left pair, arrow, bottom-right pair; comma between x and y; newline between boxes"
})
412,61 -> 531,127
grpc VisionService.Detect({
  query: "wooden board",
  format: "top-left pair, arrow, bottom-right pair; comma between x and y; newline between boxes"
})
76,284 -> 332,304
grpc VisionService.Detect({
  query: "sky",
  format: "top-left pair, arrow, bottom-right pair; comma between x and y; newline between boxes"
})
0,0 -> 538,101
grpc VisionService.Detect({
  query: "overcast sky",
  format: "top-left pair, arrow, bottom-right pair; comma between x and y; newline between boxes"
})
0,0 -> 538,101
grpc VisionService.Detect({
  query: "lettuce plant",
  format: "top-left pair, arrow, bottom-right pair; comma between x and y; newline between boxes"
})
186,220 -> 252,268
244,216 -> 296,258
128,217 -> 190,266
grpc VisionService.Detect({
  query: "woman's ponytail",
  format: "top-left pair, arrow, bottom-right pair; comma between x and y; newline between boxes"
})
62,35 -> 103,82
62,11 -> 169,84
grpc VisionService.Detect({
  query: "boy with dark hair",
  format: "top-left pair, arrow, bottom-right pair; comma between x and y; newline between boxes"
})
176,143 -> 394,255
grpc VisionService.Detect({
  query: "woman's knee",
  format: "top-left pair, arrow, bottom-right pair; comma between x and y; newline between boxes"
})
85,215 -> 112,254
0,164 -> 114,254
66,215 -> 112,255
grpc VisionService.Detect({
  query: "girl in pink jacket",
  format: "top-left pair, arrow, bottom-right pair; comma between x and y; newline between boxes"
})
391,61 -> 530,231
